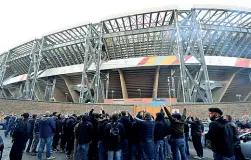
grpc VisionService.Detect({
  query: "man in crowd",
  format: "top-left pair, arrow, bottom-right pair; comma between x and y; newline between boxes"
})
26,114 -> 37,153
104,113 -> 125,160
164,107 -> 188,160
75,114 -> 93,160
9,113 -> 31,160
38,111 -> 56,160
52,114 -> 62,152
187,116 -> 204,159
154,112 -> 165,160
134,111 -> 155,160
204,108 -> 235,160
30,116 -> 41,156
225,115 -> 246,160
118,111 -> 131,160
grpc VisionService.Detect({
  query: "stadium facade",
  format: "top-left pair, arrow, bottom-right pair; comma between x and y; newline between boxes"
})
1,5 -> 251,104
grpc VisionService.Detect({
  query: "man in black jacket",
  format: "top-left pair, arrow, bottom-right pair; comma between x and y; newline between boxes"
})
154,112 -> 165,160
225,115 -> 245,160
98,107 -> 109,160
75,114 -> 93,160
164,107 -> 187,160
9,113 -> 31,160
53,114 -> 62,151
26,114 -> 37,153
204,108 -> 235,160
118,111 -> 131,160
187,116 -> 204,159
104,113 -> 125,160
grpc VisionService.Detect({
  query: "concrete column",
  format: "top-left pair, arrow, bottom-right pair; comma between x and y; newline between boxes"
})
152,66 -> 160,98
60,75 -> 79,103
213,68 -> 243,102
118,69 -> 128,99
34,85 -> 43,101
54,87 -> 67,102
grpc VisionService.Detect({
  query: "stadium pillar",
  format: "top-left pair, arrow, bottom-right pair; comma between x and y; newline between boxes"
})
0,52 -> 10,98
118,69 -> 128,99
60,75 -> 79,103
244,72 -> 251,101
213,68 -> 243,102
153,66 -> 160,98
174,9 -> 213,103
54,86 -> 67,102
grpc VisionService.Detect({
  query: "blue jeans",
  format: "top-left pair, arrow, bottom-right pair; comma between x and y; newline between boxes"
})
98,141 -> 105,160
76,143 -> 89,160
108,150 -> 122,160
155,140 -> 164,160
38,136 -> 53,160
131,144 -> 139,160
164,136 -> 171,158
213,152 -> 235,160
123,139 -> 129,160
141,141 -> 155,160
171,138 -> 188,160
185,136 -> 190,155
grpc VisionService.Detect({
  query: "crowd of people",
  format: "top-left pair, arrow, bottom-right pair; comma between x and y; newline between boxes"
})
1,106 -> 251,160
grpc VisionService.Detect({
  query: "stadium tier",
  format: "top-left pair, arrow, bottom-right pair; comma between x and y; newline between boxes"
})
1,5 -> 251,104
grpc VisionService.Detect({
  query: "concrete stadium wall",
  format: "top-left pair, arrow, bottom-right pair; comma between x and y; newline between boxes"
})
0,99 -> 250,119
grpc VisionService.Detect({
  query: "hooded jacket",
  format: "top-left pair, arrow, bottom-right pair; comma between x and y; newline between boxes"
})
39,116 -> 56,138
154,113 -> 165,141
75,115 -> 93,145
118,116 -> 131,139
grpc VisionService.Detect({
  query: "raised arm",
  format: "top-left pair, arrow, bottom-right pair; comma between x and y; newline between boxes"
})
163,107 -> 173,121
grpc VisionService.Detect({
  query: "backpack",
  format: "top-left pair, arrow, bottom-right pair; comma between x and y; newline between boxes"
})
109,122 -> 120,142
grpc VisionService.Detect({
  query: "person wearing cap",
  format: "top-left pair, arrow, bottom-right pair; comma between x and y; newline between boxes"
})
38,111 -> 56,160
163,107 -> 187,160
133,110 -> 155,160
9,113 -> 31,160
204,108 -> 235,160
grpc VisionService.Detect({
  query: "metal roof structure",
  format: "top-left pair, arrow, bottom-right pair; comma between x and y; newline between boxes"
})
1,6 -> 251,103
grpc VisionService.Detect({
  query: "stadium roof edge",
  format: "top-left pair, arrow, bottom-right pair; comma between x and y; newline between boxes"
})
99,4 -> 251,21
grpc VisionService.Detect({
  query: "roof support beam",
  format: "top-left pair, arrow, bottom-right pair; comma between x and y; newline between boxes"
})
212,68 -> 243,102
60,75 -> 79,103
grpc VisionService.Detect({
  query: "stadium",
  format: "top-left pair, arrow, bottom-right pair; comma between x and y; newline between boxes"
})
1,5 -> 251,106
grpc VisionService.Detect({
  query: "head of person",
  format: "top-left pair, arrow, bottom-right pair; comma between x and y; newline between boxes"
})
172,113 -> 181,120
82,114 -> 89,122
45,111 -> 50,117
144,112 -> 152,120
224,115 -> 232,122
21,113 -> 29,120
111,113 -> 119,122
52,112 -> 57,117
76,116 -> 81,122
32,114 -> 37,119
156,112 -> 164,121
208,108 -> 223,121
121,111 -> 126,116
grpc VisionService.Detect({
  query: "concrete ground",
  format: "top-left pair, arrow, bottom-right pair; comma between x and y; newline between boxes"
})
0,130 -> 213,160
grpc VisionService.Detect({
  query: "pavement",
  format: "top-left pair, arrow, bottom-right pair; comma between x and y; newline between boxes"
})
0,130 -> 213,160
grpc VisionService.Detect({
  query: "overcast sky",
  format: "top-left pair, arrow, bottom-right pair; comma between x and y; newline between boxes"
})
0,0 -> 250,54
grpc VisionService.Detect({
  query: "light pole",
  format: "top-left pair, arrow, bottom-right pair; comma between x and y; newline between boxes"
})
65,92 -> 68,101
112,90 -> 114,99
167,77 -> 172,106
236,94 -> 242,102
137,89 -> 142,110
137,89 -> 142,98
